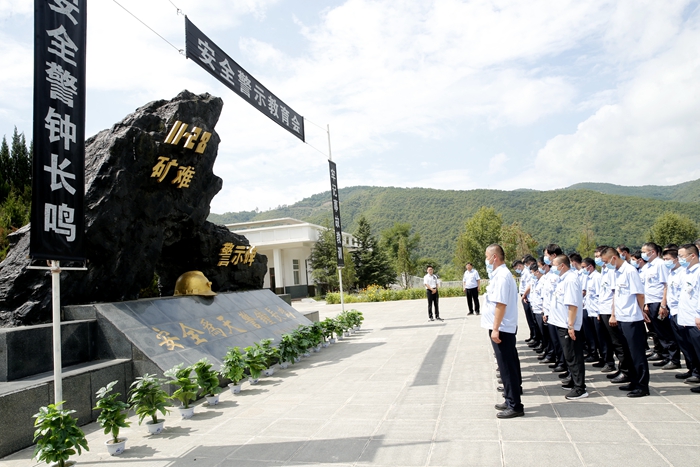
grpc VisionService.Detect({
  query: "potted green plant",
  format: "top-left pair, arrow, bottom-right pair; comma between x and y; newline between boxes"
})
294,326 -> 314,356
348,309 -> 364,330
94,381 -> 131,456
337,312 -> 352,337
164,363 -> 198,418
278,333 -> 300,368
259,338 -> 280,376
33,402 -> 89,467
310,321 -> 325,351
321,317 -> 338,344
220,346 -> 247,394
128,373 -> 172,434
194,358 -> 223,405
244,344 -> 268,384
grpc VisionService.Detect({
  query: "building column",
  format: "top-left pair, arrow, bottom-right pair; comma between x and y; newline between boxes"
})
273,248 -> 284,293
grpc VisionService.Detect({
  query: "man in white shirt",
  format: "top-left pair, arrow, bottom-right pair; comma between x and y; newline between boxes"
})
550,255 -> 587,400
481,244 -> 523,418
462,262 -> 481,316
583,257 -> 614,369
661,248 -> 700,382
641,242 -> 679,369
543,245 -> 566,374
601,247 -> 651,397
424,266 -> 442,321
674,244 -> 700,393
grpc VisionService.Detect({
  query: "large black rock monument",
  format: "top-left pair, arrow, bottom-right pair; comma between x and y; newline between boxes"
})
0,90 -> 268,327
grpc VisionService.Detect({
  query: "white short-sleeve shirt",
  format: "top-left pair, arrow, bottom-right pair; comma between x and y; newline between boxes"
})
530,277 -> 543,314
548,270 -> 583,330
519,268 -> 531,295
643,257 -> 668,304
481,264 -> 519,334
424,274 -> 438,289
462,269 -> 480,289
598,267 -> 614,315
584,270 -> 601,317
667,266 -> 682,315
613,261 -> 645,322
677,263 -> 700,326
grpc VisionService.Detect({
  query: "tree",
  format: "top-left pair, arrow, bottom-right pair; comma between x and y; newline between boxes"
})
10,128 -> 31,194
647,212 -> 698,247
454,207 -> 502,277
577,226 -> 596,259
351,215 -> 395,288
380,222 -> 420,289
0,137 -> 10,202
309,222 -> 356,293
500,222 -> 539,265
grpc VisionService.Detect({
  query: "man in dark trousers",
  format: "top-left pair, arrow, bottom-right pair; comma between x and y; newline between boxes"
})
424,266 -> 442,321
482,244 -> 524,418
463,262 -> 481,315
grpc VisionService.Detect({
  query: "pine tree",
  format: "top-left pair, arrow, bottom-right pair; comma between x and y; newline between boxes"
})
352,215 -> 395,288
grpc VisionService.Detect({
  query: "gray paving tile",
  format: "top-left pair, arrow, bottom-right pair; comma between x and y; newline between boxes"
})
576,442 -> 670,467
428,439 -> 503,467
435,419 -> 499,440
655,444 -> 700,466
375,419 -> 437,440
499,419 -> 570,442
633,421 -> 700,445
502,441 -> 583,467
289,437 -> 369,463
560,420 -> 646,444
615,403 -> 696,422
357,439 -> 432,466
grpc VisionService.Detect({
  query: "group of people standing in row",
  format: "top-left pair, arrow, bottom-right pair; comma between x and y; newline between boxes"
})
477,241 -> 700,419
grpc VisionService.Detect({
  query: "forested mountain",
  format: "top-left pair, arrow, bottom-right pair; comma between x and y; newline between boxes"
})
566,179 -> 700,204
209,183 -> 700,265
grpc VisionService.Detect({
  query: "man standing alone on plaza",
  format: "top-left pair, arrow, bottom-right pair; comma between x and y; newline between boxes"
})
463,262 -> 481,315
482,244 -> 524,418
424,266 -> 442,321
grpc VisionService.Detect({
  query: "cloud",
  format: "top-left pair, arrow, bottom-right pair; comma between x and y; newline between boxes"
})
488,153 -> 509,174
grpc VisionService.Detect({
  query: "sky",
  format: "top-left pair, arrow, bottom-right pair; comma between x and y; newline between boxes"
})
1,0 -> 699,214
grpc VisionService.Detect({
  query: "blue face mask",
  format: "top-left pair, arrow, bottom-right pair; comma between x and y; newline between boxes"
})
606,262 -> 615,270
485,260 -> 493,273
551,267 -> 561,276
595,257 -> 604,267
538,267 -> 546,274
633,261 -> 640,269
663,260 -> 675,269
641,252 -> 650,262
515,268 -> 522,275
679,257 -> 690,268
582,269 -> 590,276
544,256 -> 552,265
620,254 -> 626,260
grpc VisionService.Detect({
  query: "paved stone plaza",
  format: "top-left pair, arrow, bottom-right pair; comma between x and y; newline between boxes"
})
3,296 -> 700,466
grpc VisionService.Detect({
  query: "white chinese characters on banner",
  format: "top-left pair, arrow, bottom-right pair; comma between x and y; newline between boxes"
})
44,203 -> 76,242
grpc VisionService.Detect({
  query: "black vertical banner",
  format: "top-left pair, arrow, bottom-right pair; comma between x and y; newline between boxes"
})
30,0 -> 86,261
328,160 -> 344,267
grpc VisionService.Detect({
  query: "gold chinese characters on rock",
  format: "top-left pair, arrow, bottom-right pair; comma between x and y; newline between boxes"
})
218,243 -> 257,266
150,120 -> 212,188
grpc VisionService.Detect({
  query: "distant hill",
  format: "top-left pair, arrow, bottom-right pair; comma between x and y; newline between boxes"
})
566,178 -> 700,204
210,183 -> 700,265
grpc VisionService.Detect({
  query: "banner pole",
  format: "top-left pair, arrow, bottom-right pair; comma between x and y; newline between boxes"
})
50,260 -> 63,404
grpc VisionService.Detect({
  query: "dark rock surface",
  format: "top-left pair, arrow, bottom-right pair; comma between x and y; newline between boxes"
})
0,91 -> 267,326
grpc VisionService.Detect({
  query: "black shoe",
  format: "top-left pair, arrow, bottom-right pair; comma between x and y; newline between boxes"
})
611,373 -> 630,384
497,386 -> 504,391
525,338 -> 534,343
429,318 -> 435,321
537,353 -> 547,360
676,371 -> 693,379
494,402 -> 508,410
647,352 -> 664,362
627,389 -> 650,398
496,371 -> 501,378
684,376 -> 700,384
584,355 -> 598,363
436,317 -> 444,321
559,371 -> 570,378
497,408 -> 524,419
606,370 -> 621,379
565,388 -> 589,400
497,378 -> 503,384
691,386 -> 700,394
653,359 -> 670,367
662,361 -> 681,370
619,384 -> 634,391
601,364 -> 617,373
527,341 -> 539,347
475,312 -> 480,315
561,380 -> 573,389
591,360 -> 606,368
535,347 -> 545,354
467,312 -> 474,315
548,363 -> 559,369
541,357 -> 556,364
552,365 -> 566,373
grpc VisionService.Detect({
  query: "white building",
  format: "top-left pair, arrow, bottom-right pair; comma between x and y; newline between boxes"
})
226,218 -> 357,298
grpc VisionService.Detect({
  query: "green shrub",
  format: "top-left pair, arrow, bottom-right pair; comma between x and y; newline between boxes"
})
325,286 -> 466,304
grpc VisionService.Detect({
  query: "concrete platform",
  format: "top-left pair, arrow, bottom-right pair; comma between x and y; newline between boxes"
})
3,296 -> 699,466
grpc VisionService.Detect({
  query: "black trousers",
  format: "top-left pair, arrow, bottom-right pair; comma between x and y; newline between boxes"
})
647,303 -> 680,364
677,322 -> 700,377
489,330 -> 523,412
670,314 -> 699,377
600,314 -> 631,372
594,315 -> 614,364
523,299 -> 539,341
582,309 -> 598,357
427,289 -> 439,318
465,287 -> 480,313
618,320 -> 650,391
534,313 -> 551,357
557,326 -> 586,391
547,316 -> 565,366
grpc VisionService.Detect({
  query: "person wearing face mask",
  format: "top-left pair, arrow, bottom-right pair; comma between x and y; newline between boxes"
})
536,258 -> 555,364
543,244 -> 568,377
596,246 -> 632,378
618,245 -> 631,263
517,257 -> 541,349
550,255 -> 587,399
601,247 -> 651,397
675,244 -> 700,393
661,248 -> 700,382
631,251 -> 645,271
641,242 -> 679,369
583,257 -> 614,369
569,253 -> 593,359
634,249 -> 658,357
482,244 -> 524,417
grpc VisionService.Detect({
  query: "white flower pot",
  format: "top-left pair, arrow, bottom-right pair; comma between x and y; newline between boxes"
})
105,437 -> 127,456
302,351 -> 311,358
294,356 -> 301,363
322,341 -> 330,348
249,377 -> 260,385
313,345 -> 321,352
280,361 -> 290,369
263,367 -> 275,377
354,325 -> 361,331
205,394 -> 220,406
146,419 -> 165,435
330,338 -> 337,344
178,406 -> 195,419
229,383 -> 241,394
